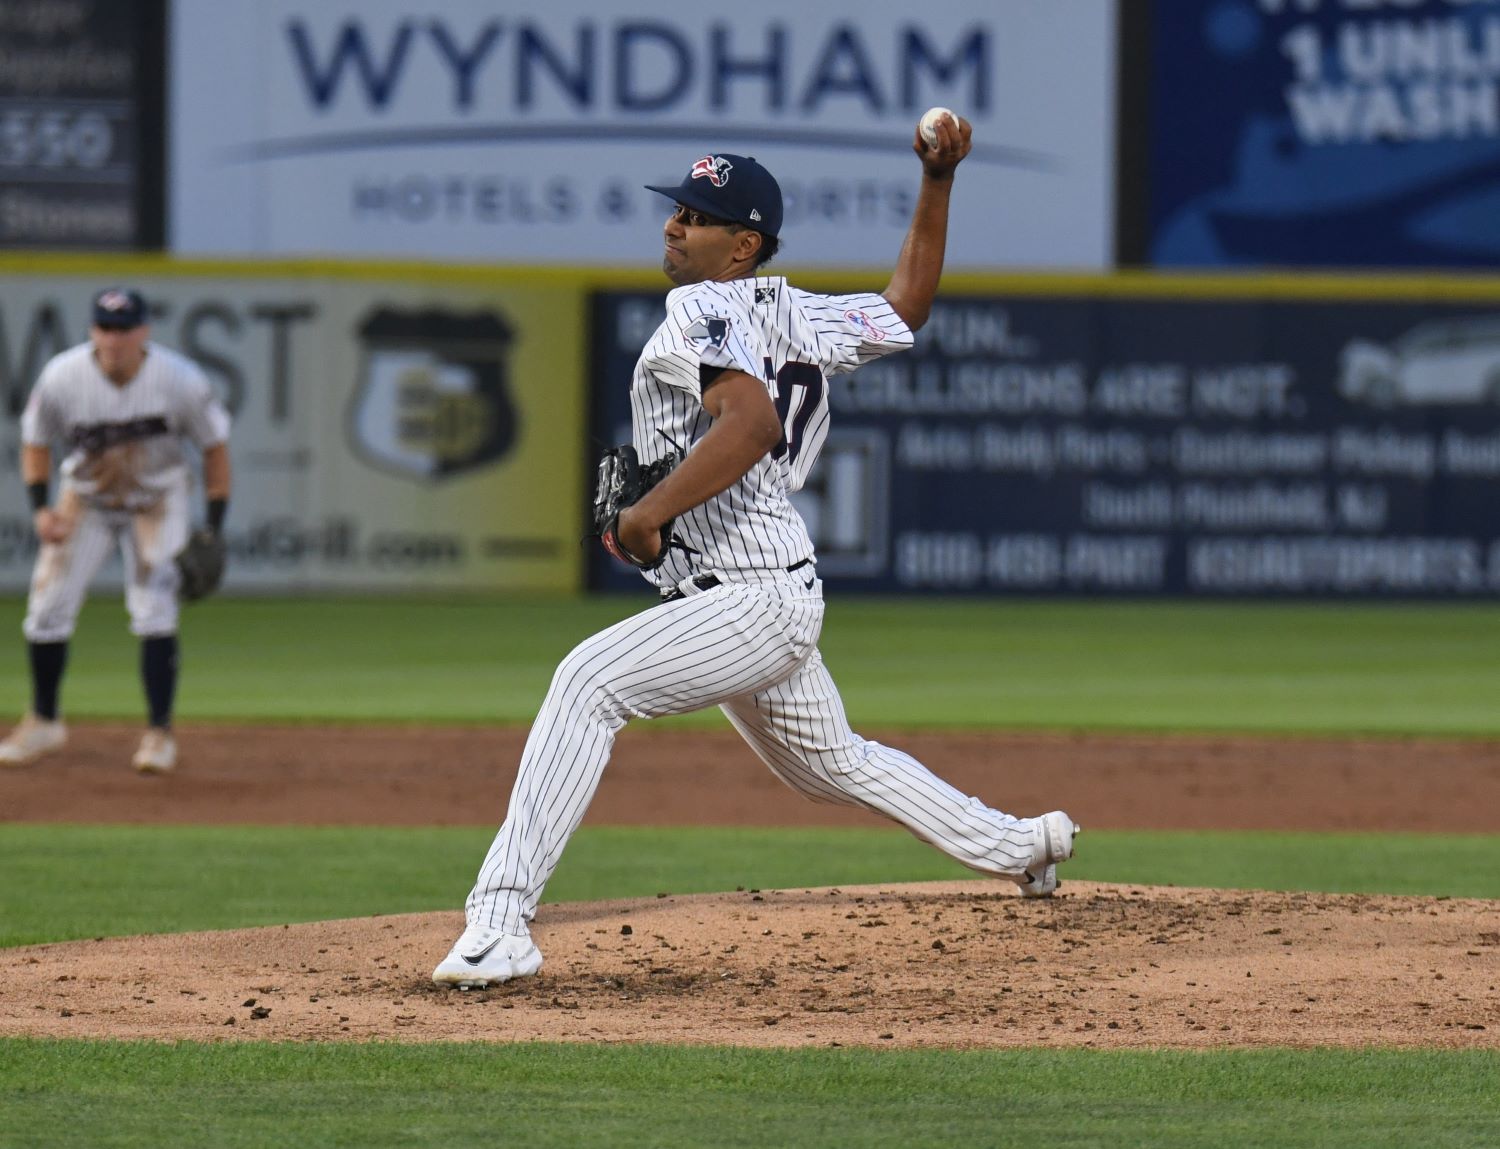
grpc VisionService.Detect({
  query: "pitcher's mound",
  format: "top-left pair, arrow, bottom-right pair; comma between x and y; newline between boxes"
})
3,881 -> 1496,1049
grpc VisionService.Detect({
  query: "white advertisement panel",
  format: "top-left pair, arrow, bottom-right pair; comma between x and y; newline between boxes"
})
0,270 -> 586,593
170,0 -> 1116,269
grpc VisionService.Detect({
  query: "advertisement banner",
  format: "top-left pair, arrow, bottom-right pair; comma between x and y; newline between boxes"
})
592,286 -> 1500,597
0,0 -> 157,249
169,0 -> 1116,269
0,270 -> 585,592
1151,0 -> 1500,268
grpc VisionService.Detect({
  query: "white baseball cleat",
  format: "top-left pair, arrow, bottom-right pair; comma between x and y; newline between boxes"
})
132,729 -> 177,774
1015,810 -> 1079,898
0,714 -> 67,766
432,923 -> 543,988
1017,864 -> 1060,898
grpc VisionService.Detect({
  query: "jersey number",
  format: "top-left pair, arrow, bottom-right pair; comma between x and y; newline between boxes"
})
766,359 -> 824,466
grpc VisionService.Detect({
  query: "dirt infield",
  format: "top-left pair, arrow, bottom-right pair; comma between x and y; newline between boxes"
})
2,723 -> 1498,1049
5,721 -> 1500,832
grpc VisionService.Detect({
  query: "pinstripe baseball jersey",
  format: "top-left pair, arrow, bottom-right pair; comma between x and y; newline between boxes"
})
633,276 -> 911,588
21,342 -> 229,510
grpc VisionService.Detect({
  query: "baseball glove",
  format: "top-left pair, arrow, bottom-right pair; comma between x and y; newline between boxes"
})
175,528 -> 226,602
592,444 -> 682,570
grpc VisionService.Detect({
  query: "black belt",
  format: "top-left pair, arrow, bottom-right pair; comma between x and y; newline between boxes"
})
661,558 -> 812,602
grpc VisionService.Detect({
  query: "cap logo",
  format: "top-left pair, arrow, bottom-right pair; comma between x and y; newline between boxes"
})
690,155 -> 733,188
97,290 -> 133,314
749,208 -> 761,222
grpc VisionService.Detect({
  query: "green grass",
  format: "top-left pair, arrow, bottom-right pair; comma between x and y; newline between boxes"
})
3,824 -> 1498,948
2,596 -> 1497,734
0,1041 -> 1493,1148
1,595 -> 1496,1146
822,599 -> 1500,735
1,826 -> 1496,1149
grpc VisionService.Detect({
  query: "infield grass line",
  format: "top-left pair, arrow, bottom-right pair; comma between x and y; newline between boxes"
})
2,824 -> 1497,948
0,596 -> 1495,734
0,1041 -> 1497,1149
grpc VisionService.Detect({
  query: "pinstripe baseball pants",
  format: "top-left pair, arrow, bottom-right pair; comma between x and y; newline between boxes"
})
466,568 -> 1041,934
23,478 -> 189,643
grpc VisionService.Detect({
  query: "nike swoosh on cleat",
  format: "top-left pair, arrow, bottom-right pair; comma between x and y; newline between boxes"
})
460,937 -> 504,966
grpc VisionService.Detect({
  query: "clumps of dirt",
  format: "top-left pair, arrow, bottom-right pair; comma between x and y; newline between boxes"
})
2,881 -> 1496,1049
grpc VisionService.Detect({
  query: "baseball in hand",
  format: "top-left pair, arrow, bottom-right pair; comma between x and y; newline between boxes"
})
919,106 -> 958,149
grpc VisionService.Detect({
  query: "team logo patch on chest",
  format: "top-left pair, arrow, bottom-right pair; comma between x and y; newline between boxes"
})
349,307 -> 518,481
71,415 -> 170,454
684,314 -> 731,350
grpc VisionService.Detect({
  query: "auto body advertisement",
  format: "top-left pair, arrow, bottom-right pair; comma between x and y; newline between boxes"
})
0,270 -> 585,592
1151,0 -> 1500,268
169,0 -> 1116,269
592,287 -> 1500,597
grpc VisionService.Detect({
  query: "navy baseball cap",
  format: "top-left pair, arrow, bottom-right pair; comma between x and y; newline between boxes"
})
91,287 -> 148,330
646,154 -> 783,238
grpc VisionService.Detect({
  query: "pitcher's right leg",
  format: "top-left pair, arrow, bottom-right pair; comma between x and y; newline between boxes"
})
721,649 -> 1078,893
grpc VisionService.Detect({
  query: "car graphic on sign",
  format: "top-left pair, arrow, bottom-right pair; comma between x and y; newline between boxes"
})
1339,316 -> 1500,407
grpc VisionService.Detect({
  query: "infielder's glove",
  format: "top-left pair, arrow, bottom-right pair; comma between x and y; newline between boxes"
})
175,528 -> 226,602
592,444 -> 682,571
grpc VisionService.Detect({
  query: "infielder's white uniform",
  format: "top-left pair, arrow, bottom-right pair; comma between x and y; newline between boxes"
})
20,342 -> 230,642
464,277 -> 1053,936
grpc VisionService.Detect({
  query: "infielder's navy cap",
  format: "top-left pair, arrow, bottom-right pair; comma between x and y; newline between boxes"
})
646,154 -> 783,238
91,287 -> 148,330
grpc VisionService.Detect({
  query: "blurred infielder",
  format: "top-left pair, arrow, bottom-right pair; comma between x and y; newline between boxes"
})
434,116 -> 1077,987
0,287 -> 232,774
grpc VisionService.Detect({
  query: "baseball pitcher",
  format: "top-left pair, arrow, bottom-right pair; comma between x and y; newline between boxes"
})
434,116 -> 1077,987
0,287 -> 231,774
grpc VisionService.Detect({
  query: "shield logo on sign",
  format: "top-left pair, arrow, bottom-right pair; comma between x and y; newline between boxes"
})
349,307 -> 518,480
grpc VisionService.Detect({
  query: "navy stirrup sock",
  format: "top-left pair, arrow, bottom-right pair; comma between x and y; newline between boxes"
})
28,641 -> 68,721
140,635 -> 179,729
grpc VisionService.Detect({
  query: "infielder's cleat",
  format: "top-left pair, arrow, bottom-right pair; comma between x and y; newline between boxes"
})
432,923 -> 543,988
132,729 -> 177,774
0,714 -> 67,766
1015,811 -> 1079,898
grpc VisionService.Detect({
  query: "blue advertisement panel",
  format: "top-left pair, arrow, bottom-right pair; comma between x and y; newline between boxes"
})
592,289 -> 1500,597
0,0 -> 160,248
1151,0 -> 1500,268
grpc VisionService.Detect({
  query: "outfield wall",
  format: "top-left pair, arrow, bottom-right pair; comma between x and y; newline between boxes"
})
0,260 -> 588,592
2,257 -> 1498,596
1146,1 -> 1500,268
167,1 -> 1116,270
593,276 -> 1500,596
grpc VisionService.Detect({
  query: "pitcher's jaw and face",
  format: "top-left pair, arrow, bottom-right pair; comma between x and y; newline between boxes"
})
662,204 -> 763,285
